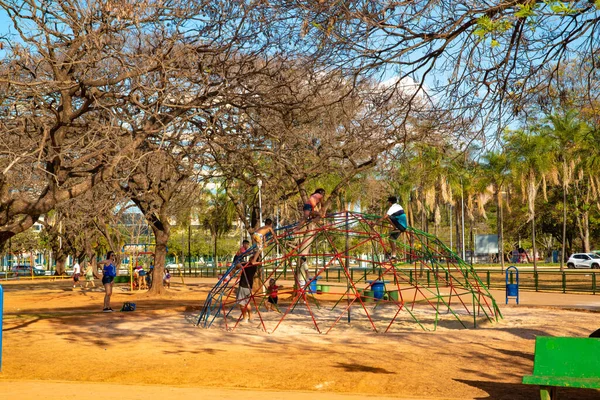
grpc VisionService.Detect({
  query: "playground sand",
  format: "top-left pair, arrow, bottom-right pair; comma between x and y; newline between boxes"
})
0,278 -> 599,400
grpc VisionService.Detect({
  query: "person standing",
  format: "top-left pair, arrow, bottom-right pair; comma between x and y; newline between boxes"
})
136,265 -> 147,290
97,251 -> 117,312
72,259 -> 82,289
236,261 -> 258,323
84,262 -> 96,289
296,256 -> 311,293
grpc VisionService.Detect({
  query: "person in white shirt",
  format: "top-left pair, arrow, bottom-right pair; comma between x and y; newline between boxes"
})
371,196 -> 408,260
296,256 -> 311,292
72,259 -> 82,288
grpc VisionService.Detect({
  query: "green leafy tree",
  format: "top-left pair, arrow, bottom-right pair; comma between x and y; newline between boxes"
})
543,111 -> 587,267
480,151 -> 510,269
201,188 -> 236,265
505,128 -> 555,271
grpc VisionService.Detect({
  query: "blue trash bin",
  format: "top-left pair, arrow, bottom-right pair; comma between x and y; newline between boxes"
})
307,278 -> 320,293
370,281 -> 385,300
505,266 -> 519,304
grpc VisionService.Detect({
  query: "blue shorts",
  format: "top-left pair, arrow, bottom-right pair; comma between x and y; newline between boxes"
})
303,203 -> 313,212
102,276 -> 114,285
390,211 -> 407,239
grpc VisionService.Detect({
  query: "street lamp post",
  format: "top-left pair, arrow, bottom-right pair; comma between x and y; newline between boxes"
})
257,179 -> 263,226
461,178 -> 466,261
188,214 -> 192,275
257,179 -> 265,294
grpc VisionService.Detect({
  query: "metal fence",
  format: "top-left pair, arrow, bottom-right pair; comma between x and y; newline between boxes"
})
172,266 -> 598,295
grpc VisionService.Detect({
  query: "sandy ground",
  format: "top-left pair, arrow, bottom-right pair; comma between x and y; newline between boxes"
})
0,277 -> 599,400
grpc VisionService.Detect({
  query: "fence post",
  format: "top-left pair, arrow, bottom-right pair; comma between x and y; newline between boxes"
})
486,270 -> 491,288
427,270 -> 430,287
593,273 -> 596,295
534,272 -> 539,292
0,284 -> 3,371
409,270 -> 413,285
562,272 -> 566,293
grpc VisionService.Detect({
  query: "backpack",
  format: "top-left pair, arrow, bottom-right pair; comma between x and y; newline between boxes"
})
120,302 -> 136,312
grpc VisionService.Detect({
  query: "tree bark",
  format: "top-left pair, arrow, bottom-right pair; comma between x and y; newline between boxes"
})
582,211 -> 590,253
574,194 -> 590,253
213,233 -> 218,268
148,226 -> 168,295
55,254 -> 67,275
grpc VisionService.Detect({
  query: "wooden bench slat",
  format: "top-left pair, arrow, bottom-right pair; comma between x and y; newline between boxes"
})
523,375 -> 600,389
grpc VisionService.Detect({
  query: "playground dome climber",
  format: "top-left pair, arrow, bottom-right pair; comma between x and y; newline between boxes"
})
194,211 -> 502,334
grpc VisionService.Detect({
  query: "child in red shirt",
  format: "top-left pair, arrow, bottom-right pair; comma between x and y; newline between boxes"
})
266,278 -> 282,312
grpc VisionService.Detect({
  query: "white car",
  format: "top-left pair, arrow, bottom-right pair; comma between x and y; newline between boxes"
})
566,253 -> 600,269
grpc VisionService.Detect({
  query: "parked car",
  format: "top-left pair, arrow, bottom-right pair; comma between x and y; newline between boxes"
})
165,263 -> 183,271
13,265 -> 46,276
566,253 -> 600,269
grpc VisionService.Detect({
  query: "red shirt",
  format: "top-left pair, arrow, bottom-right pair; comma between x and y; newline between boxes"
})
268,284 -> 278,298
236,246 -> 248,257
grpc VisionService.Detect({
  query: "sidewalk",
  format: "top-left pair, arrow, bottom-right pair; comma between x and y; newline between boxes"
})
489,288 -> 600,310
0,381 -> 449,400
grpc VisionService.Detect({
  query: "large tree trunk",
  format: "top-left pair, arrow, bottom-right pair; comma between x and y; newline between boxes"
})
55,254 -> 67,275
213,233 -> 218,268
582,211 -> 590,253
148,226 -> 169,295
574,194 -> 590,253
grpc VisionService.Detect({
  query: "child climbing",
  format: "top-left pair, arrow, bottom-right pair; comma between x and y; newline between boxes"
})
370,196 -> 408,260
233,239 -> 251,265
303,188 -> 325,220
249,218 -> 280,265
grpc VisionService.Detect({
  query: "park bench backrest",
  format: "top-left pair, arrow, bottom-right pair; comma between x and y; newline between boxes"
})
532,336 -> 600,379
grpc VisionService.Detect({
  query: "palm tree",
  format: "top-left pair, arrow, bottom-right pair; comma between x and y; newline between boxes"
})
571,123 -> 600,253
480,151 -> 510,270
505,128 -> 555,272
543,110 -> 585,269
201,187 -> 236,267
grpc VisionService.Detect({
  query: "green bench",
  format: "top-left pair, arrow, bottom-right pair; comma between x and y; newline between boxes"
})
522,336 -> 600,400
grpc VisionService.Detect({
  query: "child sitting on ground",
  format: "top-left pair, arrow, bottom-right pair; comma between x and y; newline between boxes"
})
266,278 -> 282,312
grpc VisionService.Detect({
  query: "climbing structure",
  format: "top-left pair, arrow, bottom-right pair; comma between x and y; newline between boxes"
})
195,211 -> 501,334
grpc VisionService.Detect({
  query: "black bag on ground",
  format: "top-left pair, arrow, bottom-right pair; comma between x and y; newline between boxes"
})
121,302 -> 136,312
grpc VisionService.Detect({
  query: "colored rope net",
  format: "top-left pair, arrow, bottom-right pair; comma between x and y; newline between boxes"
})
195,211 -> 502,334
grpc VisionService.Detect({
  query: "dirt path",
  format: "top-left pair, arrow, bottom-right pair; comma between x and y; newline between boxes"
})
0,279 -> 599,399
